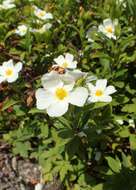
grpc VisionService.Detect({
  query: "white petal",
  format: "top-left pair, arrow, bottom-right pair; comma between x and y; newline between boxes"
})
87,83 -> 95,92
105,32 -> 116,39
36,88 -> 55,110
69,87 -> 88,107
3,59 -> 14,68
105,85 -> 116,95
67,61 -> 77,69
54,55 -> 65,66
99,95 -> 112,102
96,79 -> 107,90
103,18 -> 112,27
15,62 -> 23,72
47,101 -> 68,117
88,96 -> 98,103
66,70 -> 86,81
35,183 -> 43,190
43,23 -> 52,30
7,72 -> 18,83
98,25 -> 105,32
44,13 -> 53,19
0,66 -> 4,75
0,76 -> 5,83
65,53 -> 74,63
111,34 -> 116,40
41,72 -> 63,91
60,74 -> 75,91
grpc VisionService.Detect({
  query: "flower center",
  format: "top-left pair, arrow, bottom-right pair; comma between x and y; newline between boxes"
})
55,88 -> 68,100
62,62 -> 68,68
95,89 -> 103,97
5,68 -> 13,77
38,11 -> 45,17
106,26 -> 113,33
21,29 -> 26,34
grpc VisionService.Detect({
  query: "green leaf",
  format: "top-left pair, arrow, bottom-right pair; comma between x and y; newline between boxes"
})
122,103 -> 136,113
121,152 -> 131,168
28,108 -> 46,114
130,135 -> 136,150
40,123 -> 49,138
13,141 -> 31,158
1,99 -> 19,111
92,184 -> 103,190
118,127 -> 130,138
106,156 -> 121,173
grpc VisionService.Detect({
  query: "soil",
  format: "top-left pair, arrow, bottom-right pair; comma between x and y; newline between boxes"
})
0,141 -> 62,190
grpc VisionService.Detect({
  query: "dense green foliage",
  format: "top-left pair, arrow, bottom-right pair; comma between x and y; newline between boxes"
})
0,0 -> 136,189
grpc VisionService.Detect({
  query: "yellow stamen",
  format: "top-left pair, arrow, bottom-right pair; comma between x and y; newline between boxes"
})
62,62 -> 68,68
5,68 -> 13,77
95,90 -> 103,97
106,26 -> 113,33
38,11 -> 45,17
55,88 -> 68,100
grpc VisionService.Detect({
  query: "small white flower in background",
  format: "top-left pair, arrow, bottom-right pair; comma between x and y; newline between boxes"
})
33,6 -> 53,20
0,0 -> 15,10
116,119 -> 124,125
66,69 -> 87,81
0,59 -> 22,83
88,79 -> 116,103
54,53 -> 77,69
96,129 -> 102,134
117,0 -> 126,8
31,23 -> 52,33
35,183 -> 43,190
128,119 -> 135,128
36,72 -> 88,117
98,18 -> 117,40
15,25 -> 28,36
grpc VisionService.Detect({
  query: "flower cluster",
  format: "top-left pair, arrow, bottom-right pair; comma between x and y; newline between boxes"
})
86,18 -> 118,42
14,5 -> 53,36
0,5 -> 117,118
35,53 -> 116,117
0,0 -> 15,10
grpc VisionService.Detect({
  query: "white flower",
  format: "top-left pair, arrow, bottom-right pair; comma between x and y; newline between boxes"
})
88,79 -> 116,103
116,119 -> 124,125
54,53 -> 77,69
66,69 -> 87,81
128,119 -> 135,128
98,18 -> 116,39
33,6 -> 53,20
31,23 -> 52,33
36,73 -> 88,117
96,129 -> 102,134
0,0 -> 15,10
41,71 -> 75,89
0,59 -> 22,83
15,25 -> 28,36
35,183 -> 43,190
117,0 -> 126,7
